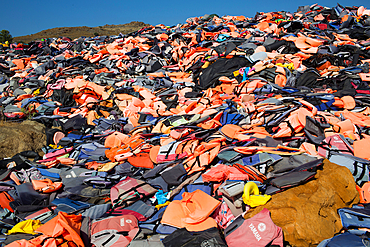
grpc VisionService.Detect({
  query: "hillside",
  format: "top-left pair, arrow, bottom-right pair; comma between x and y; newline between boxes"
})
13,21 -> 150,43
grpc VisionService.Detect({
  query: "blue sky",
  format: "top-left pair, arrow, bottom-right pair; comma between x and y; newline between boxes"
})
2,0 -> 370,37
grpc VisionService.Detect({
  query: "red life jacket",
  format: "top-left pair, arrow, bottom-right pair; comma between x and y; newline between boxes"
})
225,208 -> 283,247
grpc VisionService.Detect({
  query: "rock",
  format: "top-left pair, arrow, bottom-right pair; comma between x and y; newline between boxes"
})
244,159 -> 359,247
0,120 -> 46,159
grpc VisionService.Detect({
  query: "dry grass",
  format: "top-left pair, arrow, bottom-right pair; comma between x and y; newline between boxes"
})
0,120 -> 18,127
13,21 -> 150,43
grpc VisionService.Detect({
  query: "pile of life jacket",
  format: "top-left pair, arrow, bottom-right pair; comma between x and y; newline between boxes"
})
1,3 -> 370,247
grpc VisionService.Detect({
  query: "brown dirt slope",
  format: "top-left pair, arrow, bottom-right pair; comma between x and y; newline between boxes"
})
13,21 -> 150,43
0,120 -> 46,159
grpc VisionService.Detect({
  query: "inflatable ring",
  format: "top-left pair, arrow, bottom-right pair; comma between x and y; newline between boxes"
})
242,182 -> 271,207
242,181 -> 260,204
